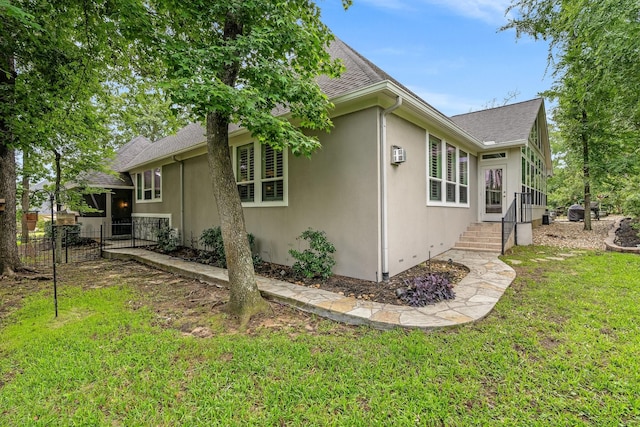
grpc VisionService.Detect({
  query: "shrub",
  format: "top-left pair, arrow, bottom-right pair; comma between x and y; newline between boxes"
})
199,226 -> 259,268
395,274 -> 455,307
44,223 -> 83,246
155,225 -> 180,253
289,228 -> 336,280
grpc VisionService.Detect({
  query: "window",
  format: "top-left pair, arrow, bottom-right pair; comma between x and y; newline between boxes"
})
135,167 -> 161,202
234,142 -> 287,206
521,143 -> 547,207
459,150 -> 468,204
236,143 -> 255,202
429,136 -> 442,202
482,152 -> 507,160
427,135 -> 469,207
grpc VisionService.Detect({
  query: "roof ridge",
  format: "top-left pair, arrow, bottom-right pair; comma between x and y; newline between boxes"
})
451,97 -> 543,118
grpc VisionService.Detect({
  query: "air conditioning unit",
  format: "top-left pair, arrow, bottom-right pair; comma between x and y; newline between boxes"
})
391,146 -> 406,164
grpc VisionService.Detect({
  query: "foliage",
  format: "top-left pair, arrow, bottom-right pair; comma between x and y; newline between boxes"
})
155,225 -> 180,253
43,223 -> 83,246
289,228 -> 336,280
396,274 -> 455,307
504,0 -> 640,229
199,226 -> 259,268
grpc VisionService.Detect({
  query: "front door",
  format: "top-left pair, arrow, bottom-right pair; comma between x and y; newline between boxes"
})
481,165 -> 506,221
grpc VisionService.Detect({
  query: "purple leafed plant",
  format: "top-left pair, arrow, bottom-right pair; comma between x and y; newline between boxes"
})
396,273 -> 455,307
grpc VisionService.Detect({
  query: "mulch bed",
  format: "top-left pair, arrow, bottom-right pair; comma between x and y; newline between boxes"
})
255,259 -> 469,306
615,217 -> 640,247
158,247 -> 468,306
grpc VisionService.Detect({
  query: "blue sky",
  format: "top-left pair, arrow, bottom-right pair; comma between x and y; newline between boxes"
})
320,0 -> 553,116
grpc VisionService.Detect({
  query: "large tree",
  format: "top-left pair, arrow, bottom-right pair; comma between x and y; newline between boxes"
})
504,0 -> 640,229
0,0 -> 167,274
150,0 -> 350,324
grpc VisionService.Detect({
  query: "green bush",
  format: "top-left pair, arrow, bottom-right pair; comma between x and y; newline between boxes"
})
155,225 -> 180,253
623,192 -> 640,219
289,228 -> 336,280
44,222 -> 83,246
199,226 -> 259,268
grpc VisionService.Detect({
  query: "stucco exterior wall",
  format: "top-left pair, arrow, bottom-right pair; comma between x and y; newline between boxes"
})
132,162 -> 181,228
385,114 -> 478,278
173,108 -> 381,281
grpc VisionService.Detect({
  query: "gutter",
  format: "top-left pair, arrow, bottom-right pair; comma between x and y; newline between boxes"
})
172,155 -> 185,246
380,96 -> 402,281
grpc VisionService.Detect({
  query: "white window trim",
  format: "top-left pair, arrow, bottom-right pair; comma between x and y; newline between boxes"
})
134,167 -> 162,203
426,133 -> 470,208
232,141 -> 288,207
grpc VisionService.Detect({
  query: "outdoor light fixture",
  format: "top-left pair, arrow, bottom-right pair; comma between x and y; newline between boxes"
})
391,145 -> 406,165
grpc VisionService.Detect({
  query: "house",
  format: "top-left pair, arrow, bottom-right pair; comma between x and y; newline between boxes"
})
111,38 -> 551,282
77,135 -> 152,236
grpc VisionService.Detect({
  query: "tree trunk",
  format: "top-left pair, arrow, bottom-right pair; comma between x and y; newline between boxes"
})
581,109 -> 592,231
0,51 -> 21,276
206,112 -> 269,326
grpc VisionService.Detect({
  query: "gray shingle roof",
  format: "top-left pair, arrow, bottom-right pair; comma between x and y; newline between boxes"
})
121,123 -> 209,170
450,98 -> 543,144
82,135 -> 153,187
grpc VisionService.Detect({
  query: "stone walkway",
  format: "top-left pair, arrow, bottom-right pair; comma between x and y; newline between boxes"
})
103,248 -> 516,330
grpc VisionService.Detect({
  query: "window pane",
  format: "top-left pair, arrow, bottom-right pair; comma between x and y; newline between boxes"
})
446,144 -> 456,182
237,144 -> 254,183
446,183 -> 456,202
430,179 -> 441,201
238,183 -> 255,203
459,150 -> 468,185
262,145 -> 283,179
143,170 -> 152,200
429,136 -> 441,178
136,174 -> 142,200
262,180 -> 283,202
154,168 -> 161,199
459,186 -> 468,204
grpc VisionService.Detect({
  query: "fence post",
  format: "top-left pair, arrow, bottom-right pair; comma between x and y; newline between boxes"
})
65,227 -> 69,263
131,220 -> 135,248
100,224 -> 103,256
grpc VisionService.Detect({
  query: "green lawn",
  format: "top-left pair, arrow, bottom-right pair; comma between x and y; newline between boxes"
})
1,247 -> 639,426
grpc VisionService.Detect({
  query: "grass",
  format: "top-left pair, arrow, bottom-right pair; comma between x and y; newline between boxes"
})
1,247 -> 639,425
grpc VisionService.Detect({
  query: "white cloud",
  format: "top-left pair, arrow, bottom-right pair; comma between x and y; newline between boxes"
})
430,0 -> 513,24
408,86 -> 483,116
360,0 -> 512,24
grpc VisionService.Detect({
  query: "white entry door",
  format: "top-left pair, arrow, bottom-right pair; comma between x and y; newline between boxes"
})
481,165 -> 506,221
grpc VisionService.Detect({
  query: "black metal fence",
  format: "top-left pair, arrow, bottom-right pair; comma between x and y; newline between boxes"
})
17,220 -> 163,270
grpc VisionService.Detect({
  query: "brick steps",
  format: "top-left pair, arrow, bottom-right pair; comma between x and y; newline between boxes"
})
454,222 -> 503,252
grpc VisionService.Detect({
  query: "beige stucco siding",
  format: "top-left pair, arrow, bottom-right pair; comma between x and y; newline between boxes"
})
385,114 -> 478,278
171,108 -> 380,281
133,162 -> 182,227
243,108 -> 380,281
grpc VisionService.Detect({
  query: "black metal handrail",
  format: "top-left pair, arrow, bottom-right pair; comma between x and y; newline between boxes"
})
501,192 -> 532,254
502,198 -> 517,255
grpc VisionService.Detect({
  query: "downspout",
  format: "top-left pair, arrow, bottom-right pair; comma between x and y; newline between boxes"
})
380,96 -> 402,281
173,156 -> 185,246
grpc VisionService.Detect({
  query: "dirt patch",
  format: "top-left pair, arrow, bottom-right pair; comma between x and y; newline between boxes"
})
0,259 -> 356,336
614,218 -> 640,247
